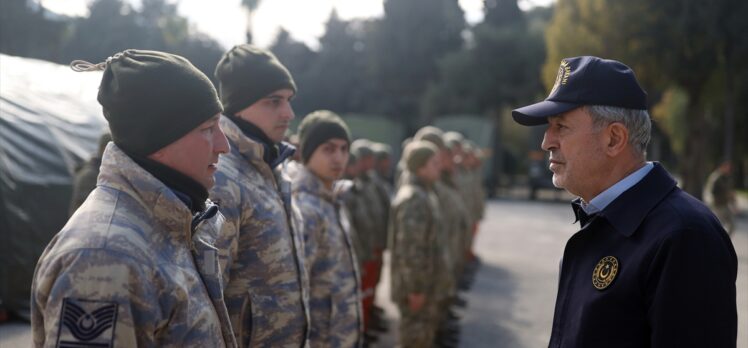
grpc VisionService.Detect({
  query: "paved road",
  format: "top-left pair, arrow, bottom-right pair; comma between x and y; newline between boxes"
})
3,198 -> 747,347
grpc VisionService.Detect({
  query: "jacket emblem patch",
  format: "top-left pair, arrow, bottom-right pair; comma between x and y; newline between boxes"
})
592,256 -> 619,290
57,298 -> 118,347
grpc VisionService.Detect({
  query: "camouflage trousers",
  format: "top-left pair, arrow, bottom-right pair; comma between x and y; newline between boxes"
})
398,303 -> 438,348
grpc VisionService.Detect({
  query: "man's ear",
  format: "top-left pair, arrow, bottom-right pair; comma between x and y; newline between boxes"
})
605,122 -> 629,157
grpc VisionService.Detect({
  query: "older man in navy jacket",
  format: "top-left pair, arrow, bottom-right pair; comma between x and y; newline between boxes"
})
512,56 -> 737,347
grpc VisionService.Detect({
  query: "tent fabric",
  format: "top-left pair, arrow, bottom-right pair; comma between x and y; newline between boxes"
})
0,54 -> 106,318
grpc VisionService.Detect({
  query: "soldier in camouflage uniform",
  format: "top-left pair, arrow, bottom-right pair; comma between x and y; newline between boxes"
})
292,111 -> 363,347
340,153 -> 372,269
372,142 -> 394,188
461,139 -> 486,259
31,50 -> 236,347
212,44 -> 310,348
348,139 -> 389,335
414,127 -> 471,346
390,140 -> 443,348
443,132 -> 475,264
414,128 -> 470,291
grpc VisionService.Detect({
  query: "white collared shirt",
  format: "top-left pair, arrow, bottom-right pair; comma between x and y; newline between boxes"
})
581,162 -> 654,215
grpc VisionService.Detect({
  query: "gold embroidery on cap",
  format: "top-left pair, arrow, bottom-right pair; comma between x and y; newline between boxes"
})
592,256 -> 619,290
549,59 -> 571,96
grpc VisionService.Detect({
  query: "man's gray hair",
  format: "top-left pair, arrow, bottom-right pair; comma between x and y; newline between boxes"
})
586,105 -> 651,158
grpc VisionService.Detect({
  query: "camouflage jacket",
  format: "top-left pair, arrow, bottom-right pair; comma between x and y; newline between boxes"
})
291,167 -> 363,348
389,176 -> 442,306
347,172 -> 388,258
31,143 -> 237,348
210,116 -> 310,348
434,177 -> 471,289
335,180 -> 374,265
368,171 -> 392,250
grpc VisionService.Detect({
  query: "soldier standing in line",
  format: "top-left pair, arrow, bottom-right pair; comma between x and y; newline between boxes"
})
367,142 -> 395,331
32,50 -> 236,347
212,44 -> 310,348
443,132 -> 473,265
390,140 -> 443,348
339,151 -> 371,271
349,139 -> 389,339
372,142 -> 395,187
413,126 -> 470,347
460,140 -> 487,263
292,110 -> 363,347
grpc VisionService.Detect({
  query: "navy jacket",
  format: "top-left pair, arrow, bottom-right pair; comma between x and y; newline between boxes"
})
549,163 -> 737,348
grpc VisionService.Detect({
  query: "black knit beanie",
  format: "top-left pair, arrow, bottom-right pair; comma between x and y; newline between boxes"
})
93,49 -> 223,157
214,44 -> 296,116
297,110 -> 350,163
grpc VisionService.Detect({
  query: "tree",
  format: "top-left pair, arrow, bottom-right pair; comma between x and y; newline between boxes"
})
240,0 -> 262,43
421,0 -> 549,190
367,0 -> 466,124
422,1 -> 547,117
0,0 -> 68,62
300,11 -> 375,114
544,0 -> 748,196
58,0 -> 224,78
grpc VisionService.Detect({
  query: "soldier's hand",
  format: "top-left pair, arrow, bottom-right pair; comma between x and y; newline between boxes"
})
408,293 -> 425,312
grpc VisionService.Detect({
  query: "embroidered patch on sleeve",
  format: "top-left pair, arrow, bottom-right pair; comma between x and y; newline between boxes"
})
56,298 -> 118,348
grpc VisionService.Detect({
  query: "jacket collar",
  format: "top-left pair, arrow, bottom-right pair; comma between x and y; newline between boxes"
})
594,162 -> 677,237
97,143 -> 195,241
222,115 -> 295,169
292,166 -> 335,203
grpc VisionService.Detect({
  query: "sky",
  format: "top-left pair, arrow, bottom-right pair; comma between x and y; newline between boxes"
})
40,0 -> 553,50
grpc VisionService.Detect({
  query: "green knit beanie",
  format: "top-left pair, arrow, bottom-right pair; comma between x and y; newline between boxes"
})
443,131 -> 465,150
414,126 -> 446,149
371,142 -> 392,160
91,49 -> 222,157
404,140 -> 439,172
214,44 -> 296,116
297,110 -> 351,163
351,139 -> 374,158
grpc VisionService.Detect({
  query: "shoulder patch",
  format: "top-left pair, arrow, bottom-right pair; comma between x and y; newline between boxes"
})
57,298 -> 118,348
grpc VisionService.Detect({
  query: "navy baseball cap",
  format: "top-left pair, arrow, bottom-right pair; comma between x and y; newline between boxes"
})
512,56 -> 647,126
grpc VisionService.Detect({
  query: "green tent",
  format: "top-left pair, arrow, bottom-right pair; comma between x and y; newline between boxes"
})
0,54 -> 105,319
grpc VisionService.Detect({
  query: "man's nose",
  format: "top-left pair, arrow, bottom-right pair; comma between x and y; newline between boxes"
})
541,127 -> 557,152
281,102 -> 295,121
215,126 -> 230,154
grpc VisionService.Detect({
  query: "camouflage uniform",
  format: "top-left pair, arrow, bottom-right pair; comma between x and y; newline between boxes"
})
291,167 -> 363,348
210,116 -> 310,348
31,143 -> 237,347
336,181 -> 370,266
354,172 -> 389,254
390,175 -> 442,348
433,176 -> 471,301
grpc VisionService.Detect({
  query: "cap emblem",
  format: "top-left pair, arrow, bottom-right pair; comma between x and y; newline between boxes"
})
549,59 -> 571,97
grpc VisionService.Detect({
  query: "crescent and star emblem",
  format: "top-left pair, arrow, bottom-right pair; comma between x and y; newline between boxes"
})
592,256 -> 619,290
